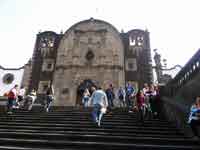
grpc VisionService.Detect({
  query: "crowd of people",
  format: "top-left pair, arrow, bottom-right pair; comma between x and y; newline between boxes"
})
4,84 -> 54,114
5,82 -> 161,127
80,82 -> 162,127
3,83 -> 200,137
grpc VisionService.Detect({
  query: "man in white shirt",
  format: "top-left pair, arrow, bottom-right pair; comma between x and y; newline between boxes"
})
89,86 -> 108,127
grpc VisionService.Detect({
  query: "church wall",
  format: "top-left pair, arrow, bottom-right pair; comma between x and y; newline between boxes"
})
21,61 -> 32,89
28,18 -> 153,106
53,19 -> 124,106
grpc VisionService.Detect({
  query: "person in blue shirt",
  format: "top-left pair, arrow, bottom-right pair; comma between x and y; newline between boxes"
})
105,84 -> 115,111
188,96 -> 200,138
118,86 -> 126,108
125,83 -> 135,111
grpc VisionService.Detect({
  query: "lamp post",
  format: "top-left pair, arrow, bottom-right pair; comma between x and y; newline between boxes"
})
153,49 -> 182,84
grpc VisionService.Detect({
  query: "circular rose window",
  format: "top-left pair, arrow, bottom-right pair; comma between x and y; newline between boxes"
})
2,73 -> 15,84
85,50 -> 94,61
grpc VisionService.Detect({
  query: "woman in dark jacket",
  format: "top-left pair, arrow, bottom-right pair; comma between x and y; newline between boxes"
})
45,86 -> 54,112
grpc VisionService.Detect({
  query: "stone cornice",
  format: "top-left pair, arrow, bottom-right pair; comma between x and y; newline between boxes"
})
0,65 -> 24,70
55,64 -> 123,70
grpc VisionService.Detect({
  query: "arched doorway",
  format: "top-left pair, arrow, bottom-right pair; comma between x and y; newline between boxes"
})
76,79 -> 98,106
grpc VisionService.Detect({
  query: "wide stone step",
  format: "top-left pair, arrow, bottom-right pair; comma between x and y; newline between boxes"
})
0,121 -> 183,134
0,117 -> 177,127
0,116 -> 175,128
2,112 -> 136,117
0,115 -> 169,123
3,110 -> 161,117
0,115 -> 170,123
10,110 -> 132,115
0,131 -> 198,145
0,125 -> 184,138
0,145 -> 79,150
1,114 -> 136,121
0,138 -> 199,150
0,128 -> 184,138
0,118 -> 178,131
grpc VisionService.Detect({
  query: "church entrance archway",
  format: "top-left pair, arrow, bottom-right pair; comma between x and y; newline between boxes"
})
76,79 -> 98,106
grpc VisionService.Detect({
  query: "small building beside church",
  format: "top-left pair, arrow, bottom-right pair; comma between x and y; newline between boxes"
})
24,18 -> 153,106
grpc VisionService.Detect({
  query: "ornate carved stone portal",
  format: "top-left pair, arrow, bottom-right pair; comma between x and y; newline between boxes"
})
53,19 -> 124,106
28,19 -> 153,106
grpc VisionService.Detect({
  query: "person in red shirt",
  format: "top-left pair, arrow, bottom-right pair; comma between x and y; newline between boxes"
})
136,90 -> 146,123
7,84 -> 19,114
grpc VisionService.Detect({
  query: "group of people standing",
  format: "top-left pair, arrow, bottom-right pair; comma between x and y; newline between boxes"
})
81,82 -> 161,126
135,83 -> 161,122
6,84 -> 28,114
5,84 -> 54,114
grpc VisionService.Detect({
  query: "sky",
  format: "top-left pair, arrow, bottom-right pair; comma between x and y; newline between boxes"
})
0,0 -> 200,76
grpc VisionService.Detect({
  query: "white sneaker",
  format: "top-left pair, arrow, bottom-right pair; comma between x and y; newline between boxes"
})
46,108 -> 49,112
7,111 -> 12,114
98,121 -> 101,127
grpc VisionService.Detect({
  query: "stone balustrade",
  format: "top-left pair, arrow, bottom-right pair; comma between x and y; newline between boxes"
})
164,49 -> 200,97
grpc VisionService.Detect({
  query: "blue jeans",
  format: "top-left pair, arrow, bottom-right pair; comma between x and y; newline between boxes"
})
92,104 -> 103,126
46,95 -> 53,112
7,98 -> 15,112
108,98 -> 114,107
126,95 -> 133,109
83,96 -> 89,107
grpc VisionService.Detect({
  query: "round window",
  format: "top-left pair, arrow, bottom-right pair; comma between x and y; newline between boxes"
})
85,50 -> 94,61
3,73 -> 15,84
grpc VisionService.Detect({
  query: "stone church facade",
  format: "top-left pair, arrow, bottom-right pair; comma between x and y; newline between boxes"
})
25,18 -> 153,106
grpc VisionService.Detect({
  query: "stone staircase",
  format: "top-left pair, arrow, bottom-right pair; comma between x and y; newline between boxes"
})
0,107 -> 199,150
